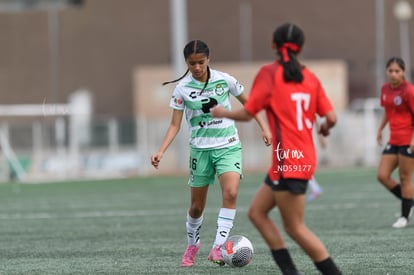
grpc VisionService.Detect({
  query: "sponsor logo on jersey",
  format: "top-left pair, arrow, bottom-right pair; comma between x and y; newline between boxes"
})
201,90 -> 216,97
228,137 -> 237,143
207,119 -> 222,126
198,119 -> 223,128
189,91 -> 197,99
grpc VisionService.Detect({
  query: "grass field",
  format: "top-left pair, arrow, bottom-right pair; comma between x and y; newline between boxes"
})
0,167 -> 413,275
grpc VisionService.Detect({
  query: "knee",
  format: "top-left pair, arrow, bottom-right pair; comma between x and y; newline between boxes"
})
247,205 -> 267,226
247,206 -> 258,224
223,188 -> 238,203
189,204 -> 204,218
399,171 -> 412,185
376,171 -> 388,184
283,223 -> 302,239
283,223 -> 294,237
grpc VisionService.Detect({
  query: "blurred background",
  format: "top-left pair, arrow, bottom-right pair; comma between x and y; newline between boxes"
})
0,0 -> 412,181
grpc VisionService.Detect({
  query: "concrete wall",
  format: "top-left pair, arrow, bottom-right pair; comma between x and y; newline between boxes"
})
0,0 -> 409,119
133,60 -> 354,175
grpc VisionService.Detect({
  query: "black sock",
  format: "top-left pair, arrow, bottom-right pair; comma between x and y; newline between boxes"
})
390,185 -> 402,199
402,198 -> 413,219
314,257 -> 342,275
391,185 -> 414,205
271,248 -> 298,274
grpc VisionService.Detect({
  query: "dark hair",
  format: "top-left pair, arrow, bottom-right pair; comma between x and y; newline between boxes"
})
163,40 -> 211,94
273,23 -> 305,83
386,56 -> 405,71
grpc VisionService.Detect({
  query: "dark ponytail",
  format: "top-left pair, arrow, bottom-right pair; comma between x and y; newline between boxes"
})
273,23 -> 305,83
162,69 -> 189,86
162,40 -> 210,87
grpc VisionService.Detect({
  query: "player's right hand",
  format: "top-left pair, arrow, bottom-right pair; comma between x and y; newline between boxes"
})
376,131 -> 382,146
210,106 -> 226,117
262,130 -> 272,146
151,153 -> 163,169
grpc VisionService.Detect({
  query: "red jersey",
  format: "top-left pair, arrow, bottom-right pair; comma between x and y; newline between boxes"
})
380,81 -> 414,145
244,62 -> 333,181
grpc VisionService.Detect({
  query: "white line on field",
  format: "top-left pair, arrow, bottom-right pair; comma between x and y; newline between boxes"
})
0,203 -> 382,220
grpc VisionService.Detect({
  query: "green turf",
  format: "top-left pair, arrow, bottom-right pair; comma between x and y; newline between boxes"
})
0,167 -> 413,274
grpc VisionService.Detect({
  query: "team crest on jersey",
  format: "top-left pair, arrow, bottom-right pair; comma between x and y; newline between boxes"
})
394,95 -> 402,106
215,84 -> 225,96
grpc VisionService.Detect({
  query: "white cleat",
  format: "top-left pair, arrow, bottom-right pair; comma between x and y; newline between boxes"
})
392,217 -> 408,228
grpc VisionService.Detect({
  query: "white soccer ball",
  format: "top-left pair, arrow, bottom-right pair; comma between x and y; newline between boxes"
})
221,235 -> 254,267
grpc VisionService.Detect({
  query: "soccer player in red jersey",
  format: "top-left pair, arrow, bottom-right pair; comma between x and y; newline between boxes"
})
211,23 -> 342,275
376,57 -> 414,228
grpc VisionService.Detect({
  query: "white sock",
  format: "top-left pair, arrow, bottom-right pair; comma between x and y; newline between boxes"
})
186,212 -> 203,246
214,208 -> 236,247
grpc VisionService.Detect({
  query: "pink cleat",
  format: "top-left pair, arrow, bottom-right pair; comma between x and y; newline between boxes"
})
208,245 -> 225,266
181,243 -> 201,267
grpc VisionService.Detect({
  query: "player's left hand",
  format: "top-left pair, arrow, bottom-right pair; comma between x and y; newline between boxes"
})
319,122 -> 330,137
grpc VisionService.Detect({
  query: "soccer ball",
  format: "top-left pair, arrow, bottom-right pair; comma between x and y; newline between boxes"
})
221,235 -> 254,267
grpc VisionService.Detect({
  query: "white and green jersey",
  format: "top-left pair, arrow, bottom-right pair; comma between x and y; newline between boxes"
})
169,69 -> 244,149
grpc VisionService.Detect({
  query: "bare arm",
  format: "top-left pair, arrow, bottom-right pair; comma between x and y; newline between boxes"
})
376,112 -> 388,146
410,131 -> 414,153
211,105 -> 272,146
318,110 -> 336,137
150,109 -> 183,169
314,118 -> 327,149
210,94 -> 258,122
235,93 -> 272,146
211,106 -> 253,120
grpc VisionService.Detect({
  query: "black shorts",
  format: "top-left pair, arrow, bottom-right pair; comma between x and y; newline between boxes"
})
382,144 -> 414,158
264,174 -> 308,194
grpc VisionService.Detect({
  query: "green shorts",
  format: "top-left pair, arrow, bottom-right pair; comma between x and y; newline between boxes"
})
188,143 -> 242,187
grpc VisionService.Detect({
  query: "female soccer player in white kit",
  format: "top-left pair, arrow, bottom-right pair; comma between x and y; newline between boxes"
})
151,40 -> 271,267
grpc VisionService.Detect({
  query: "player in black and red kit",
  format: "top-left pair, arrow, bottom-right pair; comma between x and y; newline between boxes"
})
212,23 -> 342,275
377,57 -> 414,228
